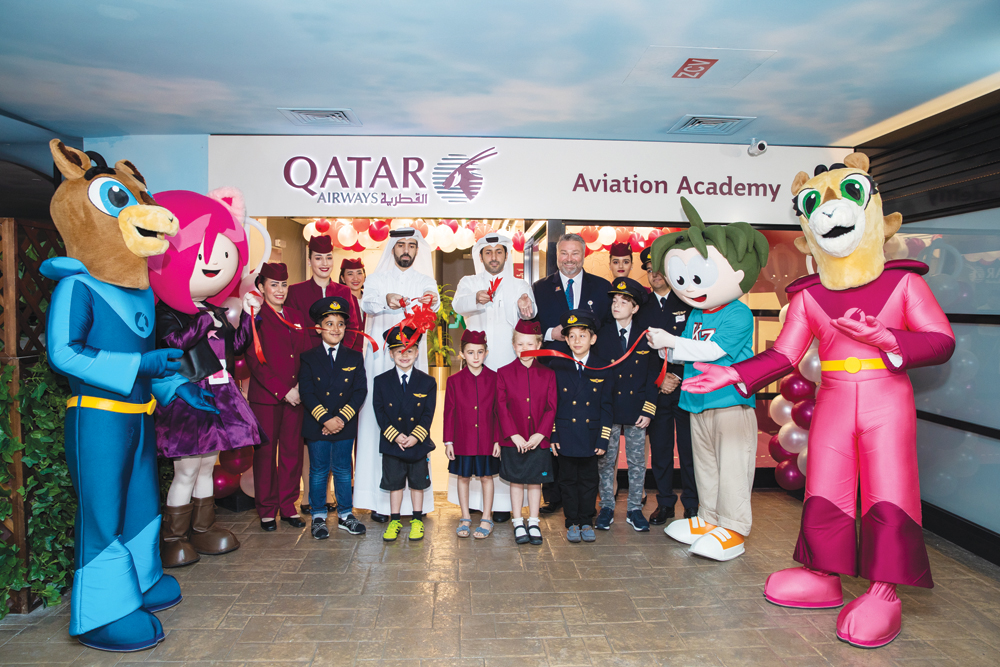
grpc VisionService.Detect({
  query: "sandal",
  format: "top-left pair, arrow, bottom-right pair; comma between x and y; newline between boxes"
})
456,518 -> 473,538
473,519 -> 494,539
513,522 -> 529,545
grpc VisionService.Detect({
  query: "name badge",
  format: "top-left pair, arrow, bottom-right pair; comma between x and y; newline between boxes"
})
208,358 -> 230,385
675,314 -> 686,323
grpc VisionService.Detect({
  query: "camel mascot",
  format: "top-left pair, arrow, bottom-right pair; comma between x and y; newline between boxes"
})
41,139 -> 215,652
680,152 -> 955,648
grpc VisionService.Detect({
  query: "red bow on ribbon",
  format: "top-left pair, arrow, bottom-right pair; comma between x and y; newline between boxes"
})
397,297 -> 438,352
520,327 -> 671,387
487,276 -> 502,302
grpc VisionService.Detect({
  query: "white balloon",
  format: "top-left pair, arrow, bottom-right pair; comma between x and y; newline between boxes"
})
338,225 -> 359,247
769,395 -> 795,426
222,296 -> 243,328
302,222 -> 318,241
457,227 -> 475,250
797,446 -> 808,476
239,469 -> 255,498
597,226 -> 617,245
439,234 -> 458,253
798,346 -> 823,383
778,422 -> 809,454
358,230 -> 373,248
778,304 -> 789,324
587,240 -> 603,251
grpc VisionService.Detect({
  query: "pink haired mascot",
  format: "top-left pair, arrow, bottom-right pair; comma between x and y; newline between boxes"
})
682,153 -> 955,648
147,188 -> 265,568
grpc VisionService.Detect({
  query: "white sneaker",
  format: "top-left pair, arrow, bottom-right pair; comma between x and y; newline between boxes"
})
689,526 -> 745,561
663,515 -> 716,545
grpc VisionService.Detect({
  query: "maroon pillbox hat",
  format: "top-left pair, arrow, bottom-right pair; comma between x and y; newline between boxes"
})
609,242 -> 632,257
461,330 -> 487,346
514,320 -> 542,335
340,257 -> 364,272
308,234 -> 333,254
258,262 -> 288,282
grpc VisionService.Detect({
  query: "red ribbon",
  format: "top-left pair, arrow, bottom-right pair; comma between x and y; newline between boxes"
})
249,291 -> 379,365
487,276 -> 502,302
397,297 -> 437,352
520,327 -> 671,387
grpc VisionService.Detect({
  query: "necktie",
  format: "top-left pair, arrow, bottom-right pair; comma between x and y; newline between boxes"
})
401,373 -> 408,392
328,346 -> 337,368
660,296 -> 667,310
565,278 -> 575,310
620,327 -> 628,354
577,362 -> 583,378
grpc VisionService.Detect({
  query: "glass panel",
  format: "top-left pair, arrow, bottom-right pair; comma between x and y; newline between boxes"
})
916,420 -> 1000,534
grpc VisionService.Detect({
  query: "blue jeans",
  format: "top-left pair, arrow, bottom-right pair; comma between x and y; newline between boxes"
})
306,439 -> 354,519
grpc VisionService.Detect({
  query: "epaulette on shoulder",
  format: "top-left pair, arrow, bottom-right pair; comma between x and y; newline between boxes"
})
785,259 -> 928,296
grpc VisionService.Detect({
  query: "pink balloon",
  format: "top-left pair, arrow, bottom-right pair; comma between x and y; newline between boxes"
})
213,465 -> 241,498
219,446 -> 254,475
239,469 -> 255,498
629,232 -> 644,254
233,356 -> 250,381
352,218 -> 370,233
512,230 -> 525,252
775,458 -> 805,491
792,399 -> 815,430
779,373 -> 815,403
444,219 -> 458,233
768,435 -> 795,463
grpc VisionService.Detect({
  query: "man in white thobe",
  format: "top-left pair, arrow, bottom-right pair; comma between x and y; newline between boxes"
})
451,233 -> 536,518
355,227 -> 439,520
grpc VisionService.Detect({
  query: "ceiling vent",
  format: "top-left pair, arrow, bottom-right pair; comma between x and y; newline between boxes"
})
668,114 -> 755,136
278,108 -> 362,127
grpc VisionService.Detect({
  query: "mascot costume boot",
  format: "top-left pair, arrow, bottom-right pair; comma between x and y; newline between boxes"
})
41,140 -> 216,652
684,152 -> 955,648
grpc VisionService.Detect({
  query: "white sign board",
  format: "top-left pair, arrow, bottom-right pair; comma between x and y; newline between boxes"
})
208,136 -> 849,225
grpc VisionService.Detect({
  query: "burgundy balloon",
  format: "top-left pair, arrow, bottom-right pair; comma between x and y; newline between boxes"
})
792,399 -> 815,430
775,458 -> 805,491
768,435 -> 795,463
779,373 -> 815,403
233,357 -> 250,381
219,446 -> 254,475
213,465 -> 241,498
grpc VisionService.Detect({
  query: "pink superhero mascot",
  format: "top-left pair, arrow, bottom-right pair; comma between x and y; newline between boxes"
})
685,152 -> 955,649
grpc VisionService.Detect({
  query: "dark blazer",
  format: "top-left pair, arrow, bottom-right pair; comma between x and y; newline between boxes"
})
637,290 -> 692,406
286,279 -> 365,352
299,343 -> 367,442
550,354 -> 614,457
373,367 -> 437,462
156,303 -> 252,383
532,271 -> 612,354
245,304 -> 312,405
594,321 -> 660,424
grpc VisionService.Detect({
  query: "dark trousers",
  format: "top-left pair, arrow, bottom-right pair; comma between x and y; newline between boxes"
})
251,402 -> 304,519
648,394 -> 698,514
557,455 -> 599,528
543,456 -> 561,505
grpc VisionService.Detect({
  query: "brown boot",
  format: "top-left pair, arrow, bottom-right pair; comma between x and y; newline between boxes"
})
161,504 -> 200,568
189,496 -> 240,555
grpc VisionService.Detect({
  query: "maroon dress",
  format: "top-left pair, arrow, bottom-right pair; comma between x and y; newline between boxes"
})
443,366 -> 501,478
286,278 -> 364,351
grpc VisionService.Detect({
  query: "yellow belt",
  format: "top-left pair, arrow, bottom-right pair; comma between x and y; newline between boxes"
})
68,396 -> 157,415
820,357 -> 886,374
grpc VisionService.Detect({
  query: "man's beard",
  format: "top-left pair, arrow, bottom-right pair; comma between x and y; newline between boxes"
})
485,261 -> 504,275
395,254 -> 414,268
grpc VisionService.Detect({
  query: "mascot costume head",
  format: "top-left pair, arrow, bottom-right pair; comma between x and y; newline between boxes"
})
42,139 -> 187,652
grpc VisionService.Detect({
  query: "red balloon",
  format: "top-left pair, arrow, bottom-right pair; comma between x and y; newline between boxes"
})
579,226 -> 599,244
792,399 -> 815,430
585,246 -> 594,257
350,241 -> 365,252
629,232 -> 644,254
368,221 -> 389,242
768,435 -> 795,463
315,219 -> 331,233
512,230 -> 525,253
415,220 -> 429,238
352,218 -> 370,233
444,219 -> 459,233
775,458 -> 805,491
213,465 -> 241,498
233,356 -> 250,381
219,446 -> 254,475
779,373 -> 815,402
615,227 -> 630,244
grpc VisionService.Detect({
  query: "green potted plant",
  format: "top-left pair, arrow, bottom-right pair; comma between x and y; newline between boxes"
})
427,285 -> 456,386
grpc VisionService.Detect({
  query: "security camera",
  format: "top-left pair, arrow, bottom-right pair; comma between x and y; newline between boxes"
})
748,138 -> 767,156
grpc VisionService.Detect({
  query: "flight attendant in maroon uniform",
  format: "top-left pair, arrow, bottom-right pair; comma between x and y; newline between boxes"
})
286,235 -> 364,351
246,262 -> 313,530
339,257 -> 366,332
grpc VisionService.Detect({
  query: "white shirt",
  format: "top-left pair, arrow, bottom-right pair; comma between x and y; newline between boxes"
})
560,271 -> 583,310
452,269 -> 537,370
395,366 -> 413,385
616,320 -> 632,343
573,352 -> 590,371
322,341 -> 340,360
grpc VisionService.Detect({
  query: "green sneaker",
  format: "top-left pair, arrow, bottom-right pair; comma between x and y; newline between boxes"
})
382,519 -> 403,542
409,518 -> 425,541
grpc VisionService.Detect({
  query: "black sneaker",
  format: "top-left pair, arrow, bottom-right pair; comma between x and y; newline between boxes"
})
492,511 -> 512,523
338,514 -> 366,535
595,507 -> 614,530
370,511 -> 390,523
311,517 -> 329,540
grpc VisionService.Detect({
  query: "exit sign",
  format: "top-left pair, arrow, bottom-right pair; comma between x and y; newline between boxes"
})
673,58 -> 719,79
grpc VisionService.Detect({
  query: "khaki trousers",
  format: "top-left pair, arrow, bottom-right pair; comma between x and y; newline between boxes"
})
689,404 -> 757,536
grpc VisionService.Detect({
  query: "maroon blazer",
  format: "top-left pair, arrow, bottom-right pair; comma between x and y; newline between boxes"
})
286,279 -> 364,351
496,359 -> 557,449
245,304 -> 312,405
443,367 -> 500,456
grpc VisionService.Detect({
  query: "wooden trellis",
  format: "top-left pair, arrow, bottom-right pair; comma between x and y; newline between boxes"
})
1,217 -> 64,614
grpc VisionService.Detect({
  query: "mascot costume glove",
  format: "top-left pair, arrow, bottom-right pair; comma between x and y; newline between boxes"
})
40,140 -> 212,652
681,152 -> 955,649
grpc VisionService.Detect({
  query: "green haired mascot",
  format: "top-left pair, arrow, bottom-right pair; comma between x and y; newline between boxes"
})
645,197 -> 768,562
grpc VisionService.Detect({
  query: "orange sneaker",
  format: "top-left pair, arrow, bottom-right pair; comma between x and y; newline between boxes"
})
663,516 -> 716,545
690,527 -> 745,561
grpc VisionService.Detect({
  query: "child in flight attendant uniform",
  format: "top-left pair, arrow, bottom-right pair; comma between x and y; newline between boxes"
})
497,320 -> 558,546
443,330 -> 501,539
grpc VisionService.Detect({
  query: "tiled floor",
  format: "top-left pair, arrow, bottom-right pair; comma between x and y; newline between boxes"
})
3,490 -> 1000,666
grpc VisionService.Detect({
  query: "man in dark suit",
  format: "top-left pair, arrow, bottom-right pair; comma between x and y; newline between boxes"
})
532,233 -> 612,512
636,247 -> 698,524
